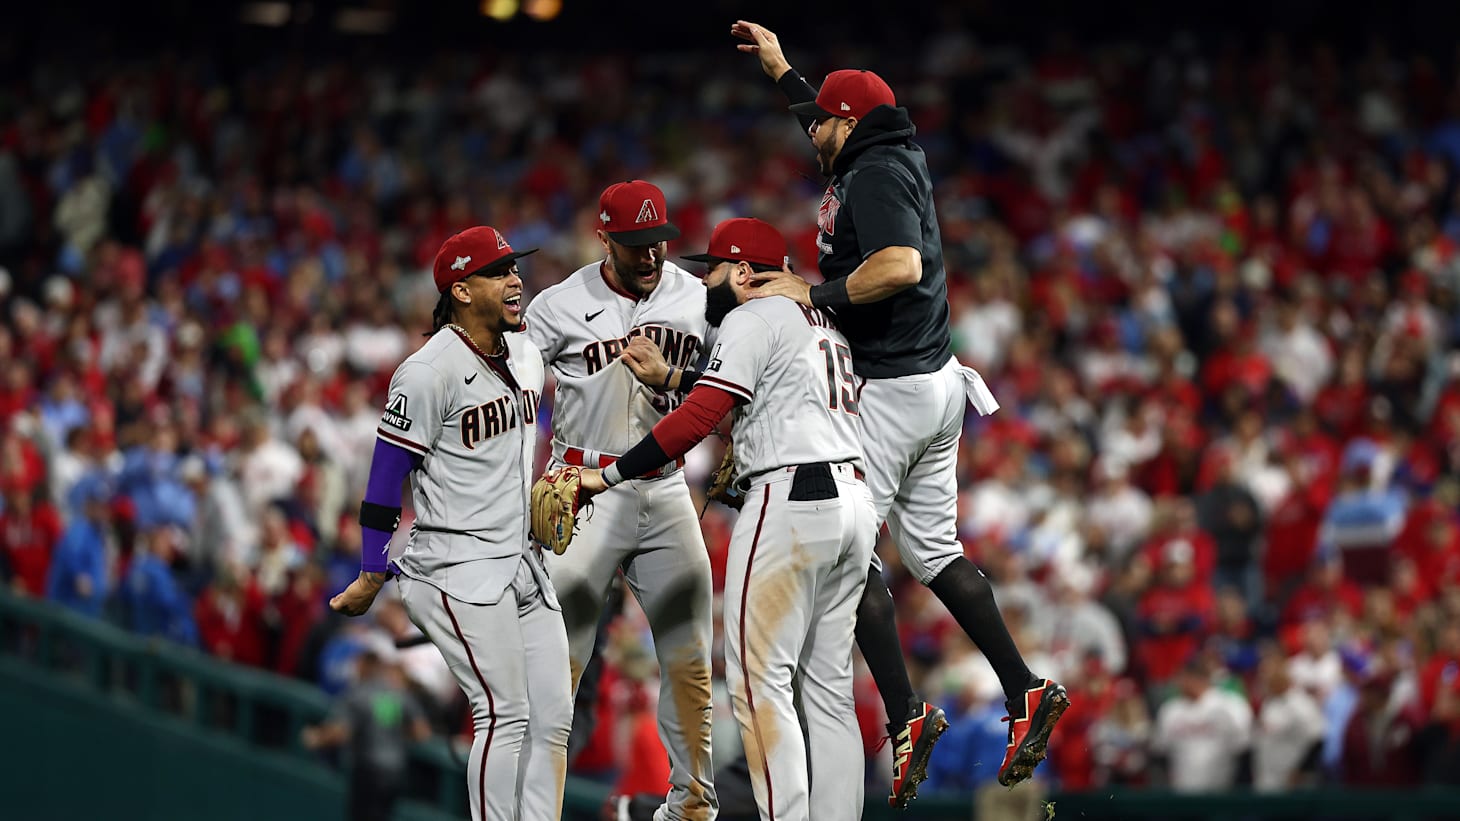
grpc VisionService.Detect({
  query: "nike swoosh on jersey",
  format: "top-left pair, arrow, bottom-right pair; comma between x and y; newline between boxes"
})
465,373 -> 476,384
585,308 -> 606,322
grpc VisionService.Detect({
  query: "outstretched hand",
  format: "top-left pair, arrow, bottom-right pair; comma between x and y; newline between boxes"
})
747,266 -> 812,307
731,20 -> 791,81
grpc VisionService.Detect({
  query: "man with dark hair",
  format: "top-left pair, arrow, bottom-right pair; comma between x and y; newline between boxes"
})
580,217 -> 878,821
524,180 -> 718,820
731,21 -> 1069,801
329,225 -> 573,821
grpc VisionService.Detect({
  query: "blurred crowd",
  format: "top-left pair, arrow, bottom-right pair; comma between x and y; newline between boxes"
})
3,23 -> 1460,804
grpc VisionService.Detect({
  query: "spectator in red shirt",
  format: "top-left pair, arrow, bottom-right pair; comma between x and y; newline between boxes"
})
1,484 -> 63,596
1280,553 -> 1365,630
194,562 -> 267,667
1134,539 -> 1215,684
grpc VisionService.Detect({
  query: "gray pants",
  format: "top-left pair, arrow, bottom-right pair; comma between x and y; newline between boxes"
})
400,555 -> 573,821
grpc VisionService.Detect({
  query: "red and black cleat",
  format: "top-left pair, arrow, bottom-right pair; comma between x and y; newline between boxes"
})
997,678 -> 1070,787
888,702 -> 949,809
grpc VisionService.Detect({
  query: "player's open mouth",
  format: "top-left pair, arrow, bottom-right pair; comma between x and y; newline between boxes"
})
504,294 -> 521,312
636,269 -> 657,281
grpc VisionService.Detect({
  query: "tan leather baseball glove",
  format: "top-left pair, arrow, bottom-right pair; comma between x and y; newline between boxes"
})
530,465 -> 586,554
707,440 -> 743,511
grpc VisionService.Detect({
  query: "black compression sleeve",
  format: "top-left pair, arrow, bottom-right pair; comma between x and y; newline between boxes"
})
778,68 -> 820,134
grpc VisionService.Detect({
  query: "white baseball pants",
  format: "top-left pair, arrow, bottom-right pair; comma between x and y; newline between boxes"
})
399,552 -> 572,821
724,463 -> 876,821
861,356 -> 998,583
542,469 -> 718,821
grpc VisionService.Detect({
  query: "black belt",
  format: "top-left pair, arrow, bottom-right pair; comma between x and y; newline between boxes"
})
737,461 -> 863,500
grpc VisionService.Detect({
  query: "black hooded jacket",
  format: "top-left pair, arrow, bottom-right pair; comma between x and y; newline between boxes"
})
779,69 -> 952,379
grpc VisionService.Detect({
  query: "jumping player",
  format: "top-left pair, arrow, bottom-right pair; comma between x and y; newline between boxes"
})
579,217 -> 877,821
522,180 -> 717,820
329,226 -> 573,821
732,20 -> 1069,798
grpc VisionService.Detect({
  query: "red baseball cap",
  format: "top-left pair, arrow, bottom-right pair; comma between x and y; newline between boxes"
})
682,218 -> 789,269
790,69 -> 896,121
597,180 -> 680,245
431,226 -> 537,293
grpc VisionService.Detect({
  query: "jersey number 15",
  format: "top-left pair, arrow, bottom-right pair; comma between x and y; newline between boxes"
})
817,339 -> 859,415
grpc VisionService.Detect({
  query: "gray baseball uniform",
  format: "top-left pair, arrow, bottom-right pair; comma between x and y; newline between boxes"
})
524,260 -> 717,821
702,296 -> 876,821
380,326 -> 573,821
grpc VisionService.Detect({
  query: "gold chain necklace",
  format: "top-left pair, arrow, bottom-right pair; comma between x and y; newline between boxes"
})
446,324 -> 504,358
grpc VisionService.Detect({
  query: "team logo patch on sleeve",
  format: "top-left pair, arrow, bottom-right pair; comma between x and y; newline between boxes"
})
706,343 -> 724,372
382,394 -> 412,431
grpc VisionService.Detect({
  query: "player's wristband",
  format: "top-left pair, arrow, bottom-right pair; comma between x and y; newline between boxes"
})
810,278 -> 852,310
663,366 -> 677,391
679,369 -> 701,391
602,463 -> 625,487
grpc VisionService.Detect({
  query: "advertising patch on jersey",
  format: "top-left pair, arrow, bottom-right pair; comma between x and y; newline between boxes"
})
382,394 -> 412,431
706,343 -> 724,372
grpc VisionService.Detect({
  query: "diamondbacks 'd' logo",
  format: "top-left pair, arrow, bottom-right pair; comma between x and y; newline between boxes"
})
635,198 -> 659,224
817,188 -> 841,237
382,394 -> 412,431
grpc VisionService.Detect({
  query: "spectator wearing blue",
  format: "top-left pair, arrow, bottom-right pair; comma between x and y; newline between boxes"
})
1319,439 -> 1408,585
46,476 -> 111,617
921,693 -> 1013,793
121,527 -> 198,646
116,426 -> 196,531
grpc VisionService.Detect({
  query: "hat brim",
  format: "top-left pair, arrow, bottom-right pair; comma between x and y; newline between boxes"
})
607,223 -> 680,245
469,248 -> 538,276
789,100 -> 835,119
680,252 -> 719,263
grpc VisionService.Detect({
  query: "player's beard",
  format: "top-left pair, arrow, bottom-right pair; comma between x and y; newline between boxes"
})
704,278 -> 740,327
816,130 -> 842,178
609,244 -> 664,299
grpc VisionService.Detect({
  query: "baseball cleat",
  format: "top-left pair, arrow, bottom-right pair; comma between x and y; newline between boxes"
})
888,701 -> 949,809
997,678 -> 1069,787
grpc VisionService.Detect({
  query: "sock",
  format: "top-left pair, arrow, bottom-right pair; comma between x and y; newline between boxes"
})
928,556 -> 1036,705
854,566 -> 919,730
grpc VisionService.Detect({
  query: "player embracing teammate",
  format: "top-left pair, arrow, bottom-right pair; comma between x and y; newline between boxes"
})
731,19 -> 1069,805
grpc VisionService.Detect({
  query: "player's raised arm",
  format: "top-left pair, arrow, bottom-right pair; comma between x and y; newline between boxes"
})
731,20 -> 819,133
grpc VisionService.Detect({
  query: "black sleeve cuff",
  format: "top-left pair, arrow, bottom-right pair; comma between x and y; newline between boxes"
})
679,369 -> 701,392
613,436 -> 672,483
810,278 -> 852,309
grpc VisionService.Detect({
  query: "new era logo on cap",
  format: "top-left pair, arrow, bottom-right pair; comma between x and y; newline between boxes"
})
682,217 -> 789,270
598,180 -> 680,245
789,69 -> 897,122
432,226 -> 539,293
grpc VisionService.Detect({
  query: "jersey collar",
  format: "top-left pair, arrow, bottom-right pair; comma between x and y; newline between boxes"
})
598,260 -> 642,303
446,325 -> 519,390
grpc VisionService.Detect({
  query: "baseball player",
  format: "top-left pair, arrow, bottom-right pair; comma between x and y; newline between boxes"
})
577,217 -> 877,821
329,226 -> 573,821
733,20 -> 1069,797
522,180 -> 717,820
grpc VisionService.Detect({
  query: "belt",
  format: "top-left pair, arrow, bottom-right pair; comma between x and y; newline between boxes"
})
740,461 -> 864,490
561,446 -> 684,480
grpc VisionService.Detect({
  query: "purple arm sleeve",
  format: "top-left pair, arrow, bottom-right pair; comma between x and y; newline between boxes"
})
359,438 -> 422,573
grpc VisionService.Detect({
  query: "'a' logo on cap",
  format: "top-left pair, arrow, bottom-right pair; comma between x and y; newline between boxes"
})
495,230 -> 508,250
840,102 -> 851,112
451,255 -> 471,271
635,199 -> 659,224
